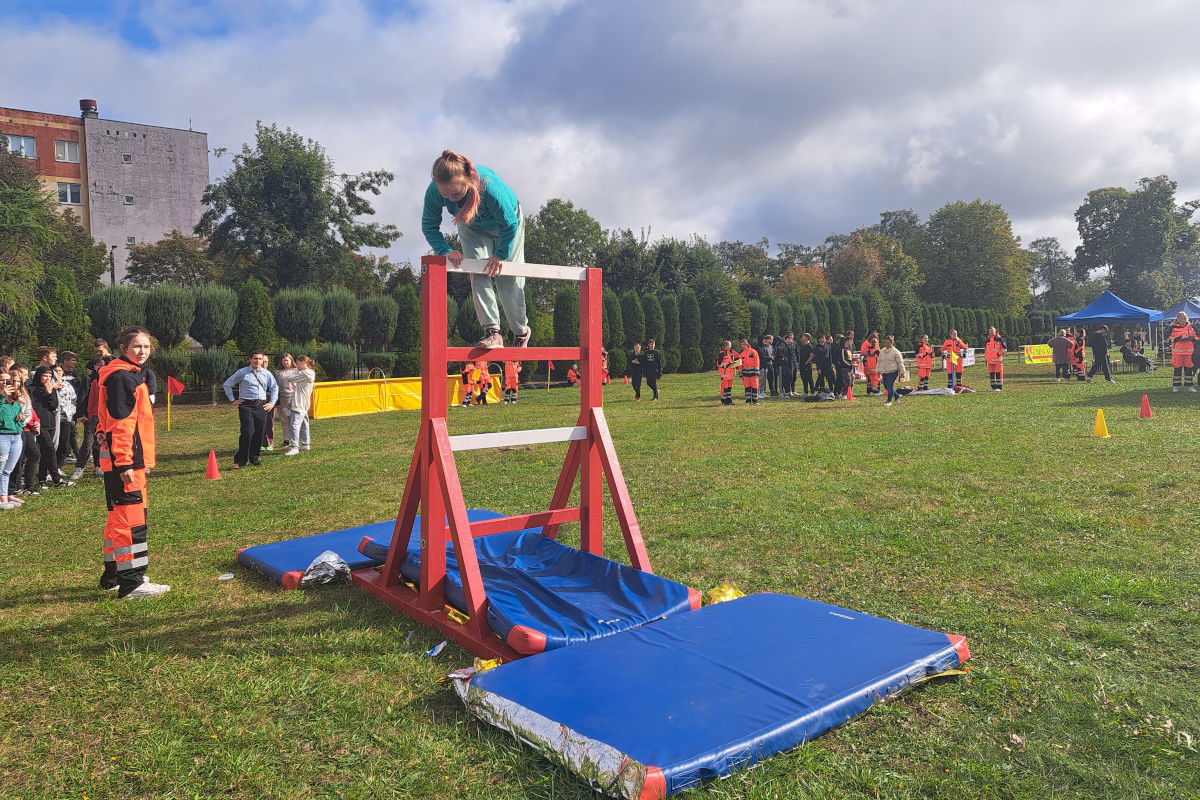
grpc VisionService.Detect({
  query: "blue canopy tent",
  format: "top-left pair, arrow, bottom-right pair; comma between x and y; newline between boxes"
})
1056,291 -> 1164,353
1161,298 -> 1200,321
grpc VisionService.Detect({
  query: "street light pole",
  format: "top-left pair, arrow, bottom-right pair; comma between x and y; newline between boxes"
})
109,244 -> 117,285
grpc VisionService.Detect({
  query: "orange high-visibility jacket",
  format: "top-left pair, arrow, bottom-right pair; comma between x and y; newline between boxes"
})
984,336 -> 1006,365
1169,323 -> 1197,357
503,361 -> 520,390
915,343 -> 934,372
460,363 -> 476,392
567,368 -> 579,385
861,340 -> 880,371
941,338 -> 964,372
738,347 -> 760,375
97,358 -> 156,473
474,360 -> 489,389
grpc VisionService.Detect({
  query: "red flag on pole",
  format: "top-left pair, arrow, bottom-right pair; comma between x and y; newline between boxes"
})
548,360 -> 555,371
167,376 -> 185,396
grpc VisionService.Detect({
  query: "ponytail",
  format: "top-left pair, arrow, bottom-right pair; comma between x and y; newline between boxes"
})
432,150 -> 483,225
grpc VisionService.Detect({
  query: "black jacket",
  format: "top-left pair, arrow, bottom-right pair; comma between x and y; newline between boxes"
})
627,351 -> 643,376
640,348 -> 662,378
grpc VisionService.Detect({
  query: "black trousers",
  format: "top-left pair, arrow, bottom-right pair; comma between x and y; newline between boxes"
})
631,372 -> 643,398
35,424 -> 58,484
835,366 -> 852,397
14,429 -> 38,491
780,364 -> 795,394
645,375 -> 659,399
799,364 -> 814,394
1055,363 -> 1070,379
56,417 -> 79,470
764,365 -> 777,395
1088,353 -> 1112,380
235,403 -> 268,466
80,415 -> 100,469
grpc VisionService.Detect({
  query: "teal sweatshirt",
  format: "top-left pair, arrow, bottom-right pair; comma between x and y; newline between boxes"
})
0,399 -> 23,435
421,165 -> 521,260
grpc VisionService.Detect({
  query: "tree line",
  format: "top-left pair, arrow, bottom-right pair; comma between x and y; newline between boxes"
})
4,122 -> 1197,381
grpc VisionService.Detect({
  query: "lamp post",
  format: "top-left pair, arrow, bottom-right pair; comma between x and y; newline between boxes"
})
109,244 -> 117,285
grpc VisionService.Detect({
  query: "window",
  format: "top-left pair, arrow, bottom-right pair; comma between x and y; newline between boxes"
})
126,236 -> 136,245
4,134 -> 36,158
123,195 -> 134,205
57,182 -> 81,205
122,154 -> 133,164
55,140 -> 79,163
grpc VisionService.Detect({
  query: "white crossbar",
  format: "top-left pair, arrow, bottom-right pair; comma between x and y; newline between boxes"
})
448,426 -> 587,452
447,258 -> 587,282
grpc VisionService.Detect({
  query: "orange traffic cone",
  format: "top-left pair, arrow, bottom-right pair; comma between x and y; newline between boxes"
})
623,375 -> 629,385
205,449 -> 222,480
845,382 -> 854,401
1139,394 -> 1153,419
1092,409 -> 1110,439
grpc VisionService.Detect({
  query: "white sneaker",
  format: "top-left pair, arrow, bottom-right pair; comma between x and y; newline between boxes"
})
283,448 -> 300,456
1190,386 -> 1197,393
0,501 -> 16,510
124,580 -> 171,598
71,467 -> 84,480
884,401 -> 892,407
95,467 -> 103,476
300,444 -> 310,451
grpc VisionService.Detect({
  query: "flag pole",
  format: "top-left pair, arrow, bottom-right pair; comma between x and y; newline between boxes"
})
166,388 -> 171,432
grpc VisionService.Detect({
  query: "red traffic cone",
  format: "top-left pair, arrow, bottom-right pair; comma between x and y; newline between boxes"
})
845,382 -> 854,401
623,375 -> 629,385
1139,394 -> 1153,419
205,449 -> 222,480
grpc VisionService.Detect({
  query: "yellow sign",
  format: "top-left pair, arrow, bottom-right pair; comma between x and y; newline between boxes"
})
1023,344 -> 1053,364
309,375 -> 501,419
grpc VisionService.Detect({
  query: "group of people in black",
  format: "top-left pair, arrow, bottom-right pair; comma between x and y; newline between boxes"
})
750,331 -> 860,399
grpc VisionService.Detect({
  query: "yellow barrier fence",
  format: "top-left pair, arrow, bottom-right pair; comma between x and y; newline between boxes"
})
309,375 -> 501,420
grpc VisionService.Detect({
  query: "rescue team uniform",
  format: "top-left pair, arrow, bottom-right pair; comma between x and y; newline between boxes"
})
1168,322 -> 1197,390
984,334 -> 1006,391
1070,334 -> 1087,381
96,358 -> 155,596
914,342 -> 935,391
738,346 -> 760,404
503,360 -> 521,404
717,347 -> 738,405
474,360 -> 490,405
860,340 -> 881,395
941,337 -> 966,389
566,368 -> 579,386
460,362 -> 476,406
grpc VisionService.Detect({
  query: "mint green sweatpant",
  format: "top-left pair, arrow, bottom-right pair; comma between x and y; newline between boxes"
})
458,212 -> 528,336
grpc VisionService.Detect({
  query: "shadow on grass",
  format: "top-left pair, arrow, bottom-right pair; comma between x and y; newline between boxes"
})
1056,387 -> 1197,408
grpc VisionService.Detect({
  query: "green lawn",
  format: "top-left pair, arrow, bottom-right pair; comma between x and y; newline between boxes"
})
3,362 -> 1198,799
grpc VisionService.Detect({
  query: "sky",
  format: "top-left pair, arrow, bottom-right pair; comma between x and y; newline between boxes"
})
4,0 -> 1199,270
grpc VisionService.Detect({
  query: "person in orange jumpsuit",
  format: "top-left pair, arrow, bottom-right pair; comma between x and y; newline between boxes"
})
503,360 -> 521,404
738,338 -> 760,404
474,359 -> 491,405
1167,312 -> 1197,391
601,348 -> 610,385
566,364 -> 580,386
941,330 -> 966,389
460,362 -> 476,406
860,332 -> 881,395
96,326 -> 170,598
1070,328 -> 1087,381
716,340 -> 739,405
984,326 -> 1007,391
914,334 -> 935,391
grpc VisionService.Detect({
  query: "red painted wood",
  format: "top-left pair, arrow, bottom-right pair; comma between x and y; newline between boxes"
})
579,271 -> 604,555
431,418 -> 491,640
591,407 -> 653,572
419,258 -> 449,612
470,507 -> 582,538
351,569 -> 520,661
447,345 -> 580,361
542,438 -> 582,541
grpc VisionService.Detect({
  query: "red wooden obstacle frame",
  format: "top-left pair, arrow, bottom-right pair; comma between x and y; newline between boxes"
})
351,255 -> 655,661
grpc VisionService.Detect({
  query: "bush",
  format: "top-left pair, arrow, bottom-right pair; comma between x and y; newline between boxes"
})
607,347 -> 626,380
152,350 -> 189,380
361,352 -> 396,375
621,291 -> 644,348
660,293 -> 679,349
321,288 -> 360,345
664,347 -> 681,374
274,288 -> 324,344
393,351 -> 421,377
235,278 -> 274,353
359,296 -> 398,351
678,288 -> 701,349
681,346 -> 704,373
144,284 -> 195,350
37,266 -> 91,355
316,343 -> 355,380
455,298 -> 483,344
87,285 -> 146,345
643,293 -> 664,344
392,285 -> 420,352
190,283 -> 237,348
602,287 -> 623,349
191,347 -> 240,404
774,298 -> 793,334
446,297 -> 457,338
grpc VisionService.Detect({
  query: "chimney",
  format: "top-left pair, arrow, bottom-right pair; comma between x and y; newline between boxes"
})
80,99 -> 98,119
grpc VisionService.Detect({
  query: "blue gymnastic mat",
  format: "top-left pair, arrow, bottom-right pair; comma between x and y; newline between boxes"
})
456,593 -> 969,798
236,521 -> 393,589
357,510 -> 697,654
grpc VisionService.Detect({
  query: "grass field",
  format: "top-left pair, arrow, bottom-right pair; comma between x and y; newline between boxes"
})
3,361 -> 1198,800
